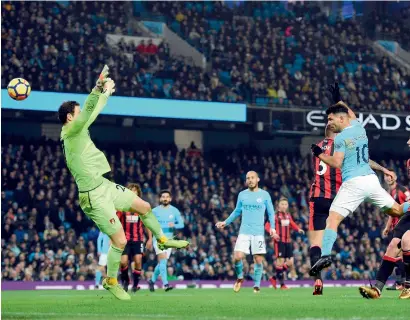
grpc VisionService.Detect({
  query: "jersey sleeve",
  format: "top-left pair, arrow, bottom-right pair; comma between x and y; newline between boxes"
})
173,208 -> 185,229
66,90 -> 107,136
289,215 -> 300,231
334,134 -> 346,153
265,193 -> 275,229
225,193 -> 243,225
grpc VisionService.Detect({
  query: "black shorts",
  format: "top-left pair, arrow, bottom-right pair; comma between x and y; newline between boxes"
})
392,214 -> 410,240
122,241 -> 144,257
275,242 -> 293,259
309,198 -> 333,231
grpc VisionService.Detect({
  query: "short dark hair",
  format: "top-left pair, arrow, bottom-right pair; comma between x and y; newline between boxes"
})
279,197 -> 288,203
58,101 -> 79,124
326,103 -> 349,116
159,190 -> 171,197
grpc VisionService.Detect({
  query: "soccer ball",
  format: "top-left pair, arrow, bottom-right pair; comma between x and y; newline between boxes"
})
7,78 -> 31,101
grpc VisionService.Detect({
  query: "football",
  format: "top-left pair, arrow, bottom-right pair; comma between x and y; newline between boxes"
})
7,78 -> 31,101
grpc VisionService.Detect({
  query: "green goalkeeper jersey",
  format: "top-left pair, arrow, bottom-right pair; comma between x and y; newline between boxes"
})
60,89 -> 111,191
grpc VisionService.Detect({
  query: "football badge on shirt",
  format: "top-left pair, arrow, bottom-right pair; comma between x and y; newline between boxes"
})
256,198 -> 262,203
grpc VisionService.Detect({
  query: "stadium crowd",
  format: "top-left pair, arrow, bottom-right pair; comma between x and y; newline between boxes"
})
2,135 -> 409,283
2,1 -> 409,110
365,6 -> 410,51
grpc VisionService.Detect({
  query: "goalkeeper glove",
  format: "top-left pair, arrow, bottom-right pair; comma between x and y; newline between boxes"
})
311,144 -> 323,157
96,65 -> 110,91
328,82 -> 341,104
102,78 -> 116,97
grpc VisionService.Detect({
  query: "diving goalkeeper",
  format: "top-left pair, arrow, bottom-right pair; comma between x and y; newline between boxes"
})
58,65 -> 189,300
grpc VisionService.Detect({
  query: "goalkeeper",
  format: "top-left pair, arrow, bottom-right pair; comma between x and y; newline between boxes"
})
58,65 -> 189,300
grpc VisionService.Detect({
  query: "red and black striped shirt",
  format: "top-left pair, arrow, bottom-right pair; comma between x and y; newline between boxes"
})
309,138 -> 342,200
116,211 -> 144,242
389,184 -> 410,230
265,211 -> 299,243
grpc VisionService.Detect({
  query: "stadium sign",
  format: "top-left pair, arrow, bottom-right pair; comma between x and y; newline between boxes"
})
306,110 -> 410,131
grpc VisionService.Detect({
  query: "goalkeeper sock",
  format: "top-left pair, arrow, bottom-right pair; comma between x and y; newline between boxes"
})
139,210 -> 167,243
309,246 -> 322,281
404,251 -> 410,289
152,263 -> 160,283
106,244 -> 123,283
254,263 -> 263,288
234,260 -> 244,279
159,259 -> 168,286
120,265 -> 129,284
132,269 -> 142,288
375,255 -> 397,292
321,229 -> 337,256
95,270 -> 102,286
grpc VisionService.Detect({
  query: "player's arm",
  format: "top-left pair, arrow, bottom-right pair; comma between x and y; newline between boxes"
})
265,196 -> 279,240
67,66 -> 114,134
225,198 -> 242,225
145,228 -> 153,250
290,216 -> 305,234
174,209 -> 185,229
216,194 -> 242,229
368,160 -> 396,179
328,83 -> 356,120
316,151 -> 344,169
312,133 -> 344,169
383,216 -> 392,237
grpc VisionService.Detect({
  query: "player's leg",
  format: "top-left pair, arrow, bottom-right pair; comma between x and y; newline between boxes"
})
95,253 -> 107,288
251,235 -> 266,293
79,187 -> 130,300
286,257 -> 296,280
368,174 -> 409,218
392,253 -> 405,290
119,248 -> 130,291
252,255 -> 264,293
384,202 -> 409,218
154,253 -> 169,288
399,230 -> 410,299
275,255 -> 286,289
308,199 -> 329,295
111,181 -> 189,250
232,234 -> 250,292
310,179 -> 364,276
360,215 -> 409,299
131,253 -> 143,292
95,254 -> 107,289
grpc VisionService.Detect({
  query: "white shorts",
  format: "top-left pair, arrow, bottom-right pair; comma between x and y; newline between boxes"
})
98,253 -> 108,266
330,174 -> 395,217
234,234 -> 266,255
153,240 -> 172,259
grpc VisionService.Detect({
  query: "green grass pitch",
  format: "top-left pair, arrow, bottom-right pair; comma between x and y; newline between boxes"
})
1,288 -> 408,320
